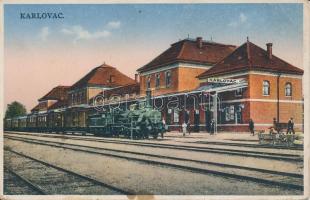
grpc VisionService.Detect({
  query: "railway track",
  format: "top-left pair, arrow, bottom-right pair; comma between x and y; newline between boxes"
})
4,167 -> 45,195
192,140 -> 303,150
5,135 -> 304,191
4,147 -> 133,195
5,132 -> 303,161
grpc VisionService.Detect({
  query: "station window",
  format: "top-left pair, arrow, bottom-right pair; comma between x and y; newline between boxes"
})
165,71 -> 171,87
263,80 -> 270,96
155,73 -> 160,89
173,109 -> 179,123
74,94 -> 77,104
285,82 -> 292,97
71,94 -> 74,104
146,76 -> 151,89
81,93 -> 83,103
225,105 -> 235,121
77,93 -> 80,104
81,92 -> 84,102
76,93 -> 79,104
109,75 -> 115,83
235,88 -> 243,96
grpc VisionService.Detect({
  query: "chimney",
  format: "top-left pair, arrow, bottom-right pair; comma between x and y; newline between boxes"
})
266,43 -> 273,59
246,37 -> 251,60
196,37 -> 203,48
134,74 -> 139,82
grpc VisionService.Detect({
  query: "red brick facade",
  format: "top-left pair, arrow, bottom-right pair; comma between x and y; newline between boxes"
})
197,40 -> 303,132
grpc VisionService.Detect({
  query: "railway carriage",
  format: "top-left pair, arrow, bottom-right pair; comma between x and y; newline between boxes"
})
18,116 -> 28,132
47,111 -> 65,133
4,118 -> 12,131
27,114 -> 38,132
64,109 -> 89,133
4,91 -> 165,139
11,118 -> 20,131
36,113 -> 48,132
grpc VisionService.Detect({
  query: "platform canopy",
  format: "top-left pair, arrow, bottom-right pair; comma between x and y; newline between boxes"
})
196,80 -> 248,94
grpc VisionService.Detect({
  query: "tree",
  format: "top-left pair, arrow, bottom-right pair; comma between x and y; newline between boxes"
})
5,101 -> 27,119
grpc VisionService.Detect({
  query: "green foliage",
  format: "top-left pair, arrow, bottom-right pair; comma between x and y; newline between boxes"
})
5,101 -> 27,119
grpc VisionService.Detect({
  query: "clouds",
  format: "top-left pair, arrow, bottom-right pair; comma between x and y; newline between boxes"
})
37,20 -> 121,43
38,26 -> 49,41
61,25 -> 111,42
107,21 -> 121,29
61,20 -> 121,43
228,13 -> 248,27
239,13 -> 247,23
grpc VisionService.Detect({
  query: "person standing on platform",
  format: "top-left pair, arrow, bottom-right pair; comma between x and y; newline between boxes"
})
162,118 -> 166,130
161,118 -> 166,138
210,120 -> 215,135
249,118 -> 255,136
273,117 -> 278,133
187,121 -> 191,135
287,117 -> 295,134
182,122 -> 187,136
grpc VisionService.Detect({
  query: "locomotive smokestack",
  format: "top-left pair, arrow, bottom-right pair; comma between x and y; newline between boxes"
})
146,89 -> 152,107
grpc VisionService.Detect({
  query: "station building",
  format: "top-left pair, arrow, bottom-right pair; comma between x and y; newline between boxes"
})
29,37 -> 304,133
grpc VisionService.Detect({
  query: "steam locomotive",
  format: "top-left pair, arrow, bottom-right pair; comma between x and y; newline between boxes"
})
4,90 -> 166,139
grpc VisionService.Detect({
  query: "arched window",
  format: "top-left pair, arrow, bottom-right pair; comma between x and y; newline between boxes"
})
165,71 -> 171,87
146,76 -> 151,89
285,83 -> 292,96
263,80 -> 270,96
155,73 -> 160,88
77,93 -> 80,104
72,94 -> 76,104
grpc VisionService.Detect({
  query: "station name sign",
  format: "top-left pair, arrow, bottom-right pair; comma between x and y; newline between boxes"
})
207,78 -> 241,84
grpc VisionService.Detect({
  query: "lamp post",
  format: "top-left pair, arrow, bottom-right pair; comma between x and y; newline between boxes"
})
276,73 -> 281,123
212,92 -> 218,134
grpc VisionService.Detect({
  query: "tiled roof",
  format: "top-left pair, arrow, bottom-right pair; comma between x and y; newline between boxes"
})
104,83 -> 140,98
48,100 -> 68,110
198,41 -> 304,78
70,63 -> 136,90
137,38 -> 236,72
39,86 -> 70,101
31,103 -> 45,112
89,83 -> 140,105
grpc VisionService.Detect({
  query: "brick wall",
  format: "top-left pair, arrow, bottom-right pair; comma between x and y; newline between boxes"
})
140,66 -> 206,96
178,67 -> 206,91
248,74 -> 302,100
140,68 -> 179,96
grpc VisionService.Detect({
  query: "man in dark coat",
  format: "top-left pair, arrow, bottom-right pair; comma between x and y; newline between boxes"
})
287,117 -> 295,134
210,120 -> 215,135
187,122 -> 191,135
249,118 -> 254,136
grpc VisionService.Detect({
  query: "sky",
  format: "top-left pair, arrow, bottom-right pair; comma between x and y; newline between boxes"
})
4,3 -> 303,112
